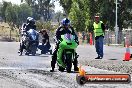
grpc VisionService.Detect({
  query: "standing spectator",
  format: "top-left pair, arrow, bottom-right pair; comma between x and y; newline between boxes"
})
93,15 -> 105,59
86,32 -> 90,44
82,31 -> 85,43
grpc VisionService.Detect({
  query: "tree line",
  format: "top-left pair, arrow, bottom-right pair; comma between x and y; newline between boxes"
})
0,0 -> 55,30
59,0 -> 132,32
0,1 -> 32,29
0,0 -> 131,32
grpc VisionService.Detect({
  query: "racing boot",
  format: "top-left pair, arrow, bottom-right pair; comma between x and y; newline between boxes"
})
50,44 -> 58,72
58,66 -> 65,72
50,61 -> 55,72
19,46 -> 23,56
50,54 -> 57,72
73,53 -> 79,71
19,52 -> 22,56
73,60 -> 79,71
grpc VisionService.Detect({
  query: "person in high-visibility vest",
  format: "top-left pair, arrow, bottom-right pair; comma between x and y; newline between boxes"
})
93,15 -> 105,59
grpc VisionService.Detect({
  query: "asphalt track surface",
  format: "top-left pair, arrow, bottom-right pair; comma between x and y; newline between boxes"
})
0,42 -> 132,88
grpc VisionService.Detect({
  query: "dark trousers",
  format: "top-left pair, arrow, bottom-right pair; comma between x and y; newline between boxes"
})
19,42 -> 26,54
51,44 -> 59,68
95,36 -> 104,57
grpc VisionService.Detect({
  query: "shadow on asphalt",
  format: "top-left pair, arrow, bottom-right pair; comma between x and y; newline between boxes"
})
27,69 -> 79,75
37,55 -> 50,57
59,70 -> 79,73
18,53 -> 49,57
36,53 -> 52,57
109,58 -> 118,60
27,69 -> 53,75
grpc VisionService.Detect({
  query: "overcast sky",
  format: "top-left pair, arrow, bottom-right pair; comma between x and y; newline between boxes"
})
0,0 -> 63,13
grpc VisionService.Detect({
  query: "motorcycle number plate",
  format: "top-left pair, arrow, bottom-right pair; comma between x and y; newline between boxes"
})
67,42 -> 72,45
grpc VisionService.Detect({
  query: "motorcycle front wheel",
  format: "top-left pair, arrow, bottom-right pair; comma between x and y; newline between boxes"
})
66,53 -> 72,73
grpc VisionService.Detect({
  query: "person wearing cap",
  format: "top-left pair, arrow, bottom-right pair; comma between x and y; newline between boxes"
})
93,15 -> 105,59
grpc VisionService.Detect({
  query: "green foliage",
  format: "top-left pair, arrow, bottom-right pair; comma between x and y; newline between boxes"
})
54,11 -> 63,23
69,2 -> 78,31
3,2 -> 32,29
24,0 -> 54,21
19,3 -> 32,23
5,3 -> 18,29
42,22 -> 52,30
36,21 -> 43,30
1,1 -> 11,22
60,0 -> 132,32
0,3 -> 2,17
0,0 -> 54,30
36,21 -> 52,31
69,0 -> 90,32
59,0 -> 72,15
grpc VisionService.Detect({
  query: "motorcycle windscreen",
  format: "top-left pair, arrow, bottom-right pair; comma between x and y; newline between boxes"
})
30,34 -> 37,40
28,29 -> 37,40
64,34 -> 75,41
64,34 -> 75,46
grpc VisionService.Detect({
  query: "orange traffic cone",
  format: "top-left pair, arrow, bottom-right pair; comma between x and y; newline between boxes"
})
123,45 -> 131,61
79,65 -> 86,76
89,33 -> 93,45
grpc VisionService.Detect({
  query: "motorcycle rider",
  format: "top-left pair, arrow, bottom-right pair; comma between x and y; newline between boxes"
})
50,18 -> 79,72
19,17 -> 37,55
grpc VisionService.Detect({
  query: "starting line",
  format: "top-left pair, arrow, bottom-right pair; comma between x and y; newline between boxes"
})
0,67 -> 49,70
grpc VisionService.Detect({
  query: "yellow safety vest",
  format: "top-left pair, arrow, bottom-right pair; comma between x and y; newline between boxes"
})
93,21 -> 104,37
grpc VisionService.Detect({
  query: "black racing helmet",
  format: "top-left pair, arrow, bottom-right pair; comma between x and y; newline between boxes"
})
26,17 -> 35,25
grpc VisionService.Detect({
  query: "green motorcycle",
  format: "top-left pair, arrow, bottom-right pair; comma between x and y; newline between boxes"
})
57,33 -> 78,73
